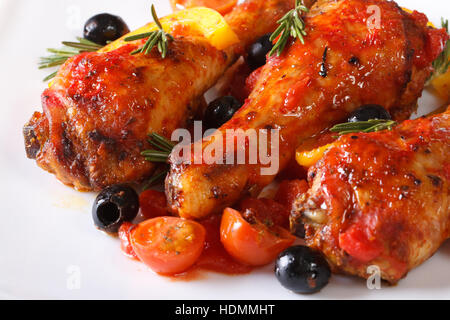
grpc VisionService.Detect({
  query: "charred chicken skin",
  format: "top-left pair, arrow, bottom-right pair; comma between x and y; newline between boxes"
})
290,109 -> 450,283
166,0 -> 449,219
23,0 -> 294,191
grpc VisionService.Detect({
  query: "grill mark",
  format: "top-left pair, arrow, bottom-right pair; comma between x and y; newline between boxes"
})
88,129 -> 117,147
427,175 -> 442,187
61,123 -> 75,159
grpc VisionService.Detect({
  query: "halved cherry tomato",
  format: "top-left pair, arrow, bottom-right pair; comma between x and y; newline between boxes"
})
220,208 -> 295,266
195,214 -> 253,274
118,222 -> 139,260
170,0 -> 237,15
139,190 -> 168,220
130,217 -> 206,275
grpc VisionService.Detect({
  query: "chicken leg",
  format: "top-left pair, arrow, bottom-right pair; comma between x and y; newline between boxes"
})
290,108 -> 450,283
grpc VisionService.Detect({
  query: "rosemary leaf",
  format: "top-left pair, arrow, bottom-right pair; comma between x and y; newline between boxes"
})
46,48 -> 79,55
39,37 -> 104,81
39,56 -> 68,64
145,156 -> 171,163
145,31 -> 162,54
152,4 -> 163,29
61,41 -> 102,51
148,139 -> 171,153
141,133 -> 177,188
76,37 -> 102,46
38,61 -> 67,69
130,49 -> 142,55
143,169 -> 169,190
124,4 -> 173,58
271,21 -> 286,40
43,71 -> 58,82
124,32 -> 154,42
269,0 -> 309,56
330,119 -> 397,135
141,133 -> 176,163
150,133 -> 176,150
142,150 -> 171,157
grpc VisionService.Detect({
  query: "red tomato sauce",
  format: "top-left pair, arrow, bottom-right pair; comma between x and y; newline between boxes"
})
120,181 -> 310,280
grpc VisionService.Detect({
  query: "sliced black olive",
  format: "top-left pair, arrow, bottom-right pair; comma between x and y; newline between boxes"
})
204,96 -> 242,130
92,184 -> 139,233
83,13 -> 130,45
348,104 -> 391,123
275,245 -> 331,294
247,34 -> 273,70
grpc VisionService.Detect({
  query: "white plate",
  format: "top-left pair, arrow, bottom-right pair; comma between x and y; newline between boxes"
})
0,0 -> 449,300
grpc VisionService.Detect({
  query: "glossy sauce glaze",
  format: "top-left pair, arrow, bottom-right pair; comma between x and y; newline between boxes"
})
291,109 -> 450,283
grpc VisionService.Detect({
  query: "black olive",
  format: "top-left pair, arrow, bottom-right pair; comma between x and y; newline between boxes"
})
92,184 -> 139,233
348,104 -> 391,123
204,96 -> 242,130
83,13 -> 130,45
275,245 -> 331,294
247,34 -> 273,70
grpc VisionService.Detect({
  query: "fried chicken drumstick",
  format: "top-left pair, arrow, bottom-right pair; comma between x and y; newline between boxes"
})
290,109 -> 450,283
166,0 -> 449,219
23,0 -> 294,191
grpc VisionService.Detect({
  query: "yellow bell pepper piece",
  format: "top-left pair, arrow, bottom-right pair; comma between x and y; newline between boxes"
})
295,143 -> 334,168
431,70 -> 450,101
49,8 -> 239,88
100,7 -> 239,53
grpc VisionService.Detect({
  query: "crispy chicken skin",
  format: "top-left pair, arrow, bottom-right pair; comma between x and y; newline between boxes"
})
166,0 -> 449,219
23,0 -> 294,191
290,109 -> 450,283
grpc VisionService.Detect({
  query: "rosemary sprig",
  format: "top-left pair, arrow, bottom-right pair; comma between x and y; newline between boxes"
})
330,119 -> 397,135
141,133 -> 176,188
142,170 -> 168,190
141,133 -> 176,162
269,0 -> 309,57
124,4 -> 174,58
39,37 -> 103,81
429,18 -> 450,82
